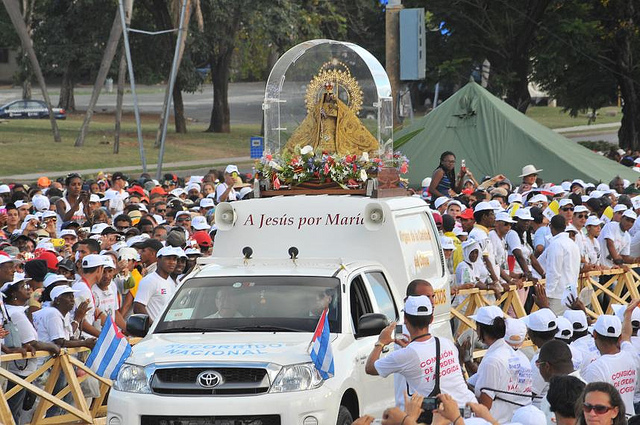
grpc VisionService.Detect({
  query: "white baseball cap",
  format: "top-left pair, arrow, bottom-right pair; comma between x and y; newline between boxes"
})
81,254 -> 110,269
191,216 -> 210,231
623,210 -> 638,221
571,179 -> 585,188
43,274 -> 72,288
0,255 -> 20,266
170,188 -> 186,198
508,193 -> 523,205
50,285 -> 78,301
574,205 -> 589,214
59,229 -> 77,238
90,223 -> 109,235
89,194 -> 101,203
157,246 -> 185,258
496,211 -> 516,223
185,247 -> 203,257
186,183 -> 201,193
440,236 -> 455,250
434,196 -> 450,209
505,318 -> 527,347
549,186 -> 566,195
31,194 -> 50,212
611,304 -> 640,327
0,184 -> 10,194
474,201 -> 495,213
404,295 -> 433,316
522,308 -> 558,332
559,199 -> 574,208
515,207 -> 533,221
555,316 -> 573,340
563,310 -> 588,332
586,216 -> 603,227
528,194 -> 547,204
470,305 -> 504,325
453,228 -> 468,237
592,314 -> 622,338
225,165 -> 239,175
175,211 -> 191,220
200,198 -> 214,208
613,204 -> 628,213
565,224 -> 579,234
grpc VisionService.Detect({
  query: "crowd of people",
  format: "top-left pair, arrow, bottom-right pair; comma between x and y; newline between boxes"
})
0,165 -> 251,422
1,150 -> 640,424
351,151 -> 640,424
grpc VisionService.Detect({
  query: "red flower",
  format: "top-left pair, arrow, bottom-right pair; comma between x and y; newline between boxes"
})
266,154 -> 272,161
400,162 -> 409,174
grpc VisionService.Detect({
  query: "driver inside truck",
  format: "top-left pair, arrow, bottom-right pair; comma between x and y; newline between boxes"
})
210,287 -> 243,318
309,288 -> 337,321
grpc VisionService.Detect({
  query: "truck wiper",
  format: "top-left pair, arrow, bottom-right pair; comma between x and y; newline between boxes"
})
156,326 -> 234,334
234,325 -> 303,332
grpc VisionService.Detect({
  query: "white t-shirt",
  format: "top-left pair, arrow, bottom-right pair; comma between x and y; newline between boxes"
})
33,306 -> 72,343
376,336 -> 477,407
72,278 -> 98,337
630,231 -> 640,258
530,352 -> 547,406
134,271 -> 176,321
582,341 -> 640,415
473,338 -> 532,423
92,282 -> 120,320
6,304 -> 38,375
584,236 -> 601,265
215,183 -> 237,203
571,334 -> 600,367
599,222 -> 631,267
488,230 -> 508,275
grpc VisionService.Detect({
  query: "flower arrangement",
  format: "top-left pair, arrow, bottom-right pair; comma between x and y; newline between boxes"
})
255,145 -> 410,189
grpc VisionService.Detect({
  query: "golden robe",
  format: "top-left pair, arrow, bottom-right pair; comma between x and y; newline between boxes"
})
285,97 -> 379,155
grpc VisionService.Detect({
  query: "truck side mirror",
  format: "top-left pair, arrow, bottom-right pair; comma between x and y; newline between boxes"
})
357,313 -> 389,338
127,314 -> 150,337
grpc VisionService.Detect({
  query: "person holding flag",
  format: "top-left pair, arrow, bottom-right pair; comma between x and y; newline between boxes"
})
85,315 -> 132,380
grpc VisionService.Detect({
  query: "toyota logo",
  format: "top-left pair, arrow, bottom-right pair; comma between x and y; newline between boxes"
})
196,370 -> 224,388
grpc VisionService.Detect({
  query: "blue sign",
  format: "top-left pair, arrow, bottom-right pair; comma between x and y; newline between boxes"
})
250,136 -> 264,159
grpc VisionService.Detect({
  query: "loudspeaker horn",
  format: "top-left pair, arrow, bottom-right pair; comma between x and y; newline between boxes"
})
214,202 -> 237,231
364,202 -> 385,231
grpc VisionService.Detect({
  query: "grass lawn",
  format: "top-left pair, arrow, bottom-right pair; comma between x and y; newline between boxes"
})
0,113 -> 260,176
525,105 -> 622,129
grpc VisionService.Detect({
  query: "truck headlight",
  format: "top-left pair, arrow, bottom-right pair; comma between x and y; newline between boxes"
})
113,364 -> 151,394
270,363 -> 323,393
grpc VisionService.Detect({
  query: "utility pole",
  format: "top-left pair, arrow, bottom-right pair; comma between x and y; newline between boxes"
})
385,0 -> 403,126
114,0 -> 133,154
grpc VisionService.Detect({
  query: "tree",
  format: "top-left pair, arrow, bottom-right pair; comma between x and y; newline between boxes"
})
532,0 -> 640,150
409,0 -> 555,112
31,0 -> 116,112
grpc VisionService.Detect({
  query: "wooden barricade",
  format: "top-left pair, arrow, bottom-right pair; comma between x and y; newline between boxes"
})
0,338 -> 141,425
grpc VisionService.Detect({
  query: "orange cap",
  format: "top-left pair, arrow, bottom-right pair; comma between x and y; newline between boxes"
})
38,177 -> 51,188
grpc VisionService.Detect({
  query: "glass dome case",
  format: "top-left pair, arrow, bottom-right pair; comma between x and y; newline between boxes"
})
263,39 -> 393,156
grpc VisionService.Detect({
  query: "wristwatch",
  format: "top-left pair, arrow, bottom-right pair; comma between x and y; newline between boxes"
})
374,341 -> 386,348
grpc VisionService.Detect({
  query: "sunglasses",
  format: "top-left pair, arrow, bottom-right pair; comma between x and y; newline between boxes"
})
561,207 -> 574,212
583,403 -> 613,415
156,209 -> 166,213
176,217 -> 191,222
576,214 -> 588,219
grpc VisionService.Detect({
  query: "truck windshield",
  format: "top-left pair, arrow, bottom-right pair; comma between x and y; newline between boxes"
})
154,276 -> 341,334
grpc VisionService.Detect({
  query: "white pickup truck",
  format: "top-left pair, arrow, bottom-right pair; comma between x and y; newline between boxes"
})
107,194 -> 451,425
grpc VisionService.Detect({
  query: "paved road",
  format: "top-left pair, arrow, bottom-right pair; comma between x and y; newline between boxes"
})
0,82 -> 265,125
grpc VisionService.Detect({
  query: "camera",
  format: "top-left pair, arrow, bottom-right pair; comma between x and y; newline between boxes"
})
421,397 -> 440,411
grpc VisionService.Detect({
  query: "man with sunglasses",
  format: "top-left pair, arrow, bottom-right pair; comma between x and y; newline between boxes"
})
571,206 -> 594,271
558,199 -> 575,223
583,300 -> 640,415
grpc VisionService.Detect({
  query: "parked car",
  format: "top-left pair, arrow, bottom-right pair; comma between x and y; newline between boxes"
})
0,99 -> 66,119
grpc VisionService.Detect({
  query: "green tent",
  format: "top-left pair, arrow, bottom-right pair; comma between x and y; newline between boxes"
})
395,81 -> 636,187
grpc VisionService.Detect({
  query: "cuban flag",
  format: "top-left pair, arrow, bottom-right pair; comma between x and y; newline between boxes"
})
85,316 -> 132,380
309,308 -> 334,379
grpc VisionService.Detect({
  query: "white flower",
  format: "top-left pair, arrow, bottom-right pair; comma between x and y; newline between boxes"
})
269,161 -> 283,171
361,152 -> 369,162
360,169 -> 368,182
300,145 -> 314,156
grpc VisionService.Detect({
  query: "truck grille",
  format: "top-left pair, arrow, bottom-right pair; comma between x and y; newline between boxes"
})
141,415 -> 281,425
151,367 -> 270,396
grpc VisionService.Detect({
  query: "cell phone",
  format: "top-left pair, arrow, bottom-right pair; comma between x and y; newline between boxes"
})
50,238 -> 65,248
0,207 -> 6,215
460,405 -> 473,419
395,324 -> 403,336
461,159 -> 466,172
421,397 -> 440,411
